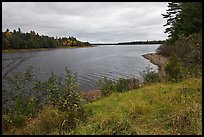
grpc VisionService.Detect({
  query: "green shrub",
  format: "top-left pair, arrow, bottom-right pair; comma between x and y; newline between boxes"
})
2,67 -> 39,128
156,41 -> 175,57
140,66 -> 160,84
165,55 -> 183,82
157,32 -> 202,81
114,78 -> 130,93
2,66 -> 85,133
183,34 -> 202,66
126,78 -> 141,90
98,77 -> 141,97
40,67 -> 85,132
43,67 -> 83,113
9,113 -> 26,128
157,32 -> 202,67
98,77 -> 115,96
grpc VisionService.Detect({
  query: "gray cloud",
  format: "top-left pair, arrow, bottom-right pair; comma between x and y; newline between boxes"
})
2,2 -> 168,43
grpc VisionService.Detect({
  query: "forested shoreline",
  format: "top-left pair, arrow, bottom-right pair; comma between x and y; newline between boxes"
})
91,40 -> 165,45
156,2 -> 202,72
2,28 -> 92,50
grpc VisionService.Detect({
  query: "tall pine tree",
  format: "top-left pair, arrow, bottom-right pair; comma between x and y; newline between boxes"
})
162,2 -> 202,42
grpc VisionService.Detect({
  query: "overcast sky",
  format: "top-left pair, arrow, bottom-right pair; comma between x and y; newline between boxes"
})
2,2 -> 168,43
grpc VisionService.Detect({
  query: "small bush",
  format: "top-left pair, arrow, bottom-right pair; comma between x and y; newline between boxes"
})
2,66 -> 85,134
40,67 -> 85,132
156,41 -> 175,57
98,77 -> 141,97
126,78 -> 141,90
12,114 -> 27,128
98,77 -> 115,96
157,31 -> 202,67
157,32 -> 202,81
2,67 -> 40,129
114,78 -> 130,93
165,55 -> 183,82
140,66 -> 160,84
44,67 -> 83,113
157,32 -> 202,67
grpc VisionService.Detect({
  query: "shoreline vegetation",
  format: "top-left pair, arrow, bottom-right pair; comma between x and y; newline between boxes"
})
2,45 -> 93,53
2,28 -> 92,51
91,40 -> 165,45
73,77 -> 201,135
142,53 -> 169,79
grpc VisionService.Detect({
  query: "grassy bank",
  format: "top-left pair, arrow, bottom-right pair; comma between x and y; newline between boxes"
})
6,77 -> 201,135
69,77 -> 201,135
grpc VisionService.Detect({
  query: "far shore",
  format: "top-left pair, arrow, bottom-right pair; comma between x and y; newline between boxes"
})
2,46 -> 93,53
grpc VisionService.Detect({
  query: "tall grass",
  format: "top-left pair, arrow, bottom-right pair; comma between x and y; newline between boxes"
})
69,77 -> 202,135
3,76 -> 201,135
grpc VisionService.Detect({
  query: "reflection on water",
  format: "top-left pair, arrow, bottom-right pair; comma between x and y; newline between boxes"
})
2,44 -> 159,91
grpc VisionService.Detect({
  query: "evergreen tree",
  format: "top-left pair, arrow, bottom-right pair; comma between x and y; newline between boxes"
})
162,2 -> 202,42
162,2 -> 181,40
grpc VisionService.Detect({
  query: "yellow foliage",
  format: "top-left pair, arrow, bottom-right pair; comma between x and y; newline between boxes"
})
5,32 -> 12,38
62,41 -> 67,46
73,41 -> 76,45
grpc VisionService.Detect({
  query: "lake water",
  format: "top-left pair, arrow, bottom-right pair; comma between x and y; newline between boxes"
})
2,44 -> 159,91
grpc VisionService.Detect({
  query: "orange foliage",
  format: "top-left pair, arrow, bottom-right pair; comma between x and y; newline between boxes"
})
5,32 -> 12,38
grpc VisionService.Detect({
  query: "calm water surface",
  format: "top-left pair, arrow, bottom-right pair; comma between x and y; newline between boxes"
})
2,44 -> 159,91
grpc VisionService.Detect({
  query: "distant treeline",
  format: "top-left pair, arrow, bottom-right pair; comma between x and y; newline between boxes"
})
118,40 -> 165,45
2,28 -> 92,50
92,40 -> 165,45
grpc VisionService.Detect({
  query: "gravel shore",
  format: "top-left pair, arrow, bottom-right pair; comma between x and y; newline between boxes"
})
142,53 -> 169,78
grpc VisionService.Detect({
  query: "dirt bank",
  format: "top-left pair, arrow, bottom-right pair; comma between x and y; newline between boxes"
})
82,90 -> 102,102
142,53 -> 169,79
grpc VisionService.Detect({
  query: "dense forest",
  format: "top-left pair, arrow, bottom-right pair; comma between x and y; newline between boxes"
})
157,2 -> 202,68
2,28 -> 92,50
